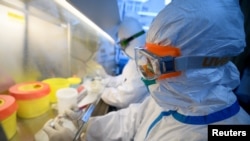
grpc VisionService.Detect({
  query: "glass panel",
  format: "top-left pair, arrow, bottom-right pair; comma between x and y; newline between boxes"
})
0,0 -> 115,92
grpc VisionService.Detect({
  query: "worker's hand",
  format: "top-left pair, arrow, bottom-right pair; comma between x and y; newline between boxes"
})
64,104 -> 84,128
42,119 -> 75,141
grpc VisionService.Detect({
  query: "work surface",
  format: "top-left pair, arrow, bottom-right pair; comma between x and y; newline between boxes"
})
9,100 -> 109,141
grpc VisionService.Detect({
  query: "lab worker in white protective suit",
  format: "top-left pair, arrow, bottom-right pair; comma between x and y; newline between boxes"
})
100,17 -> 149,109
42,0 -> 250,140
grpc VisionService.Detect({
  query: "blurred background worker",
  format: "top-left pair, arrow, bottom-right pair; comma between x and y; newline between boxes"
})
100,17 -> 149,109
42,0 -> 250,140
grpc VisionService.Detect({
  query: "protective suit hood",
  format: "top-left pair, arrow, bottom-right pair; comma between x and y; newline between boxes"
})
146,0 -> 245,115
118,17 -> 146,59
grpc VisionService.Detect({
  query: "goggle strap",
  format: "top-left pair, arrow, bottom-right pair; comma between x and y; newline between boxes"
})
175,56 -> 231,71
118,30 -> 145,49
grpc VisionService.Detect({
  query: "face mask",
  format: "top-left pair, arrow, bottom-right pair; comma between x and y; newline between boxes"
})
141,77 -> 156,91
135,43 -> 231,80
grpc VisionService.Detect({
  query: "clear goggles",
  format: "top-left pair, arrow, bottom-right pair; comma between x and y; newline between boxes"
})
118,30 -> 145,51
135,44 -> 231,80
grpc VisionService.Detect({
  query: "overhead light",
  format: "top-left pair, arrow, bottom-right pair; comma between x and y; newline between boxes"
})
53,0 -> 115,44
2,0 -> 24,8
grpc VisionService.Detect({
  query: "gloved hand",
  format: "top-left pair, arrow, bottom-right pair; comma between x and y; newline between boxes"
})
42,119 -> 75,141
64,104 -> 84,128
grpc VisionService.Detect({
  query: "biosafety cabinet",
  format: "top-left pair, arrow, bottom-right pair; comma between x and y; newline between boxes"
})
0,0 -> 120,140
0,0 -> 119,91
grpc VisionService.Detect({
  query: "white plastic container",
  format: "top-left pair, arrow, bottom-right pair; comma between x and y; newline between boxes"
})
56,88 -> 78,115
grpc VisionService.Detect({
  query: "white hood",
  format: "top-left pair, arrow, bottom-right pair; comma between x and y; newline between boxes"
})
146,0 -> 246,115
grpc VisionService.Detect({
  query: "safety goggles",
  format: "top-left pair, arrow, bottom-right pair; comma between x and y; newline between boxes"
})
135,43 -> 231,80
117,30 -> 145,51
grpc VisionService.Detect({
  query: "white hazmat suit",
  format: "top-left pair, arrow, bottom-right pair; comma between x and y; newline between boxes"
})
85,0 -> 250,140
100,17 -> 149,109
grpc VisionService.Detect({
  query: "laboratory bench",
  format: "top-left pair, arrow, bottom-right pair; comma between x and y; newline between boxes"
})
9,99 -> 109,141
